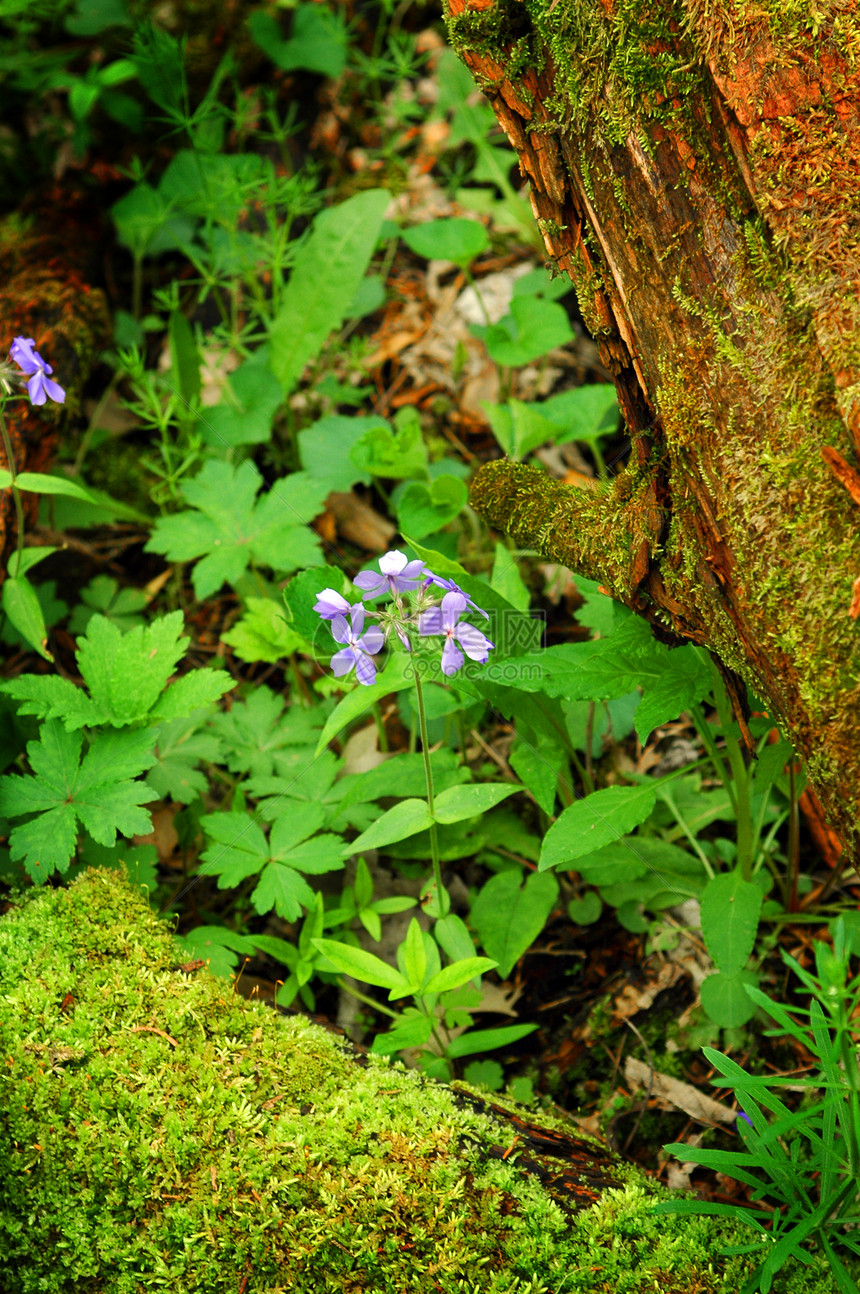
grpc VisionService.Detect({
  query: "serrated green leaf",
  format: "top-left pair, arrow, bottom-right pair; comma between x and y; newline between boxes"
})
211,686 -> 326,778
298,414 -> 378,492
539,784 -> 657,870
252,863 -> 315,920
75,611 -> 188,726
575,836 -> 693,886
396,475 -> 468,540
149,714 -> 222,804
0,721 -> 156,881
471,870 -> 558,978
269,189 -> 390,394
509,730 -> 564,814
490,542 -> 531,611
701,870 -> 762,976
146,460 -> 326,598
150,668 -> 236,724
177,925 -> 257,977
221,597 -> 303,664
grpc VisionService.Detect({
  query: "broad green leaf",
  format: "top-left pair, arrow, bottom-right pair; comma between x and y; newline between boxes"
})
311,938 -> 408,990
250,4 -> 348,77
4,469 -> 148,523
221,597 -> 302,665
349,413 -> 428,479
537,384 -> 619,447
347,799 -> 434,854
476,296 -> 573,367
482,397 -> 558,461
539,784 -> 657,870
283,562 -> 354,653
1,574 -> 52,660
298,414 -> 379,492
0,721 -> 156,881
369,1012 -> 435,1054
490,542 -> 530,611
269,189 -> 390,394
567,891 -> 602,924
336,749 -> 469,811
575,836 -> 694,887
150,668 -> 236,724
315,651 -> 413,753
199,355 -> 283,449
433,782 -> 519,824
434,913 -> 478,965
424,957 -> 497,995
446,1023 -> 537,1059
396,475 -> 468,540
401,217 -> 488,267
400,918 -> 428,988
700,869 -> 762,976
699,970 -> 758,1028
471,869 -> 559,978
509,730 -> 565,815
7,548 -> 59,578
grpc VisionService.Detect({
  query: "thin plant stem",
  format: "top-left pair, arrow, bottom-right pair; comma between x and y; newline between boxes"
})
0,405 -> 26,577
413,672 -> 448,916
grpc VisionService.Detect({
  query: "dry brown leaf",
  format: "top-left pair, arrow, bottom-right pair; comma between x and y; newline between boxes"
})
625,1057 -> 736,1126
326,491 -> 395,552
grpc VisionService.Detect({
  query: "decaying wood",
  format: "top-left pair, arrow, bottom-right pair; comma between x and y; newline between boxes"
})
446,0 -> 860,856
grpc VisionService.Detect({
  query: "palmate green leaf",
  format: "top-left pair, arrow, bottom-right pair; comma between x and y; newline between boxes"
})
221,597 -> 303,664
0,721 -> 157,881
211,685 -> 327,778
269,189 -> 391,395
539,784 -> 657,870
471,870 -> 559,979
200,803 -> 344,921
146,460 -> 327,599
79,612 -> 187,723
148,713 -> 223,804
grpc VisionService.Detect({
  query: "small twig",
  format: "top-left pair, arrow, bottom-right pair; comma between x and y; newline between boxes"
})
129,1025 -> 179,1047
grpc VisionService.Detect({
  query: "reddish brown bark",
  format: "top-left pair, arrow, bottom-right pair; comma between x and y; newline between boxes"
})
446,0 -> 860,857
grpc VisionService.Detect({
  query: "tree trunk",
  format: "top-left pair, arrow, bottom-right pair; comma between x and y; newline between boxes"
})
445,0 -> 860,859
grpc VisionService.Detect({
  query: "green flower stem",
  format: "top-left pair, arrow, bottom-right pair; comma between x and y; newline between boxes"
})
413,672 -> 448,917
0,404 -> 27,579
335,978 -> 399,1020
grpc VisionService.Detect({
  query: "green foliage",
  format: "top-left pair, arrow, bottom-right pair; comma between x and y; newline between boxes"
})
0,721 -> 156,880
146,460 -> 327,598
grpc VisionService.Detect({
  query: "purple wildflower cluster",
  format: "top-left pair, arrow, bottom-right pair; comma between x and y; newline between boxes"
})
314,549 -> 494,686
7,337 -> 65,407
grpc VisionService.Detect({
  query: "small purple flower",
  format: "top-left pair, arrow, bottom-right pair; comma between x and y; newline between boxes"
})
418,591 -> 494,676
314,588 -> 352,620
354,550 -> 426,601
9,336 -> 65,407
423,573 -> 490,620
737,1111 -> 754,1130
330,604 -> 385,686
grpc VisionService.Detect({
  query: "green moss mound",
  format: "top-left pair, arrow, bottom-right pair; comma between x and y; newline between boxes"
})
0,869 -> 846,1293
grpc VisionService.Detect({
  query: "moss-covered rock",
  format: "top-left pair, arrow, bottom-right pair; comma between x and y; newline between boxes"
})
0,869 -> 847,1293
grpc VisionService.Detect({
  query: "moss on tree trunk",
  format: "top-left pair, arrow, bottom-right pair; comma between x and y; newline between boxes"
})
0,867 -> 848,1293
445,0 -> 860,857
